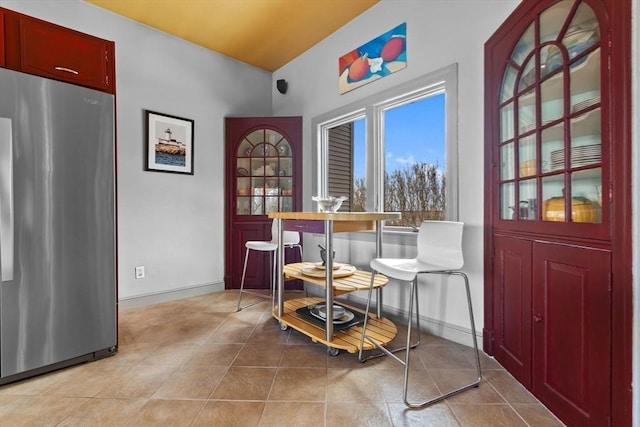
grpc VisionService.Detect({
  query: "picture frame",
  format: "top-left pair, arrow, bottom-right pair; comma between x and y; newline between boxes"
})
145,110 -> 194,175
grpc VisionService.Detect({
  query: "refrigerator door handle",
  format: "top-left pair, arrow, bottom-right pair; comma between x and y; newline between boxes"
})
0,117 -> 14,281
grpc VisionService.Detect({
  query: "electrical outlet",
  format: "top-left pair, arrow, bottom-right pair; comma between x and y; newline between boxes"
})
135,266 -> 145,279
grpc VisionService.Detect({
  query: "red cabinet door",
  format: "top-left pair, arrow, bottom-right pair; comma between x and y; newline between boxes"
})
0,11 -> 5,68
19,17 -> 114,92
224,117 -> 302,290
493,235 -> 533,389
1,8 -> 115,93
532,242 -> 611,426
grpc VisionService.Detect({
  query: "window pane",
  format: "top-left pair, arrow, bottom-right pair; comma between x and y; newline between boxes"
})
540,69 -> 564,123
542,174 -> 565,221
540,0 -> 572,44
563,3 -> 599,60
571,168 -> 602,223
382,93 -> 445,227
518,88 -> 536,134
570,48 -> 600,112
500,65 -> 518,102
519,179 -> 537,220
519,55 -> 536,91
518,136 -> 536,178
500,142 -> 515,180
511,23 -> 534,66
500,102 -> 514,142
353,119 -> 366,211
501,182 -> 515,220
327,117 -> 365,212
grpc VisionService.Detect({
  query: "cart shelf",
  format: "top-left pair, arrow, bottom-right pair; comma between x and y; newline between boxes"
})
274,297 -> 397,354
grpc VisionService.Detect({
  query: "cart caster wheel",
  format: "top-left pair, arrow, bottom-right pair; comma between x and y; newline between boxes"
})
327,347 -> 339,357
279,322 -> 288,331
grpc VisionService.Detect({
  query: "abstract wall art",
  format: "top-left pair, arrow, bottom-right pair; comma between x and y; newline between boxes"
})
338,22 -> 406,95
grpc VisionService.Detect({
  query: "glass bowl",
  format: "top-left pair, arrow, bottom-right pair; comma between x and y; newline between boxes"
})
312,196 -> 347,212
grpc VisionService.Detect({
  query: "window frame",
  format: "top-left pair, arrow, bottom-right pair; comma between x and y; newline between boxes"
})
312,63 -> 459,233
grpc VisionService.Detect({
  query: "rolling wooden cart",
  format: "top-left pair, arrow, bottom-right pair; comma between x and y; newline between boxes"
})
269,212 -> 400,356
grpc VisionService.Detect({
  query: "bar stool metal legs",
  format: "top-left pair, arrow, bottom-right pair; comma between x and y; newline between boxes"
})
237,247 -> 275,312
402,271 -> 481,408
360,270 -> 481,407
358,273 -> 420,364
237,243 -> 302,312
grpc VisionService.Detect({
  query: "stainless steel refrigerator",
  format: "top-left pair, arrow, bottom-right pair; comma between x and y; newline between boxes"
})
0,68 -> 116,384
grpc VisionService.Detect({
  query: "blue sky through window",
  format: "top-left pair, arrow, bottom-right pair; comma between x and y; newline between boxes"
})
353,93 -> 445,178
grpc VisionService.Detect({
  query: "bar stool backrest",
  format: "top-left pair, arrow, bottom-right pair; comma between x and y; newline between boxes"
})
270,220 -> 301,246
416,221 -> 464,270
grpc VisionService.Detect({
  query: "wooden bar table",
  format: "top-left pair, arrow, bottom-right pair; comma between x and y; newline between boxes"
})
269,211 -> 400,355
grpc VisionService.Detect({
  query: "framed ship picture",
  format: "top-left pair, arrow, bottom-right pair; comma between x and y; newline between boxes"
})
145,110 -> 194,175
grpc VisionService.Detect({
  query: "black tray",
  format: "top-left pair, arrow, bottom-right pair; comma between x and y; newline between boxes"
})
295,303 -> 365,331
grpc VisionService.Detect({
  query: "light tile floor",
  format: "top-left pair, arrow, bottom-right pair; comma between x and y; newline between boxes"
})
0,291 -> 564,426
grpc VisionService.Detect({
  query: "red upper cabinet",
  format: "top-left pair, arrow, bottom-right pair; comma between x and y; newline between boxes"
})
0,11 -> 5,68
1,7 -> 115,94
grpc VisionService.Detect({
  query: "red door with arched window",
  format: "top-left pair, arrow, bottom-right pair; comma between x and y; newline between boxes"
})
224,117 -> 302,290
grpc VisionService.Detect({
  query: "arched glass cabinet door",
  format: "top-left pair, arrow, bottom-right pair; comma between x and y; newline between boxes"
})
498,0 -> 602,225
235,129 -> 294,215
225,116 -> 302,291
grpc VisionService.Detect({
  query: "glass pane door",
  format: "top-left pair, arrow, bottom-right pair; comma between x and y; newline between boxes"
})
497,0 -> 602,224
236,129 -> 293,215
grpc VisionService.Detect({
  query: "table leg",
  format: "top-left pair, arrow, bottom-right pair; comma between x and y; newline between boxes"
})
276,218 -> 284,318
376,219 -> 383,318
324,219 -> 334,341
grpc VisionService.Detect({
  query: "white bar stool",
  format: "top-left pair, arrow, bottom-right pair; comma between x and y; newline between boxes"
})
237,220 -> 302,311
358,220 -> 481,408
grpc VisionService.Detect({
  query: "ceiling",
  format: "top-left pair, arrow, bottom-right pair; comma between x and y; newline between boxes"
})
83,0 -> 379,72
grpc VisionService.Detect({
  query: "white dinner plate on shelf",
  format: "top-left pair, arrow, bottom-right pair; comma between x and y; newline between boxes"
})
317,304 -> 345,319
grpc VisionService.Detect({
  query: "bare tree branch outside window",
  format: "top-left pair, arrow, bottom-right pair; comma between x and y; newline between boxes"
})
352,162 -> 445,227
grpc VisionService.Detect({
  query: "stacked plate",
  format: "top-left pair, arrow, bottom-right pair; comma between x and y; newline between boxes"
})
571,144 -> 601,167
550,149 -> 564,170
571,96 -> 600,113
550,144 -> 601,171
309,304 -> 355,324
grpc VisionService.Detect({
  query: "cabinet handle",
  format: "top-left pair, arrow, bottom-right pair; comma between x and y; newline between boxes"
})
534,314 -> 543,323
54,66 -> 79,75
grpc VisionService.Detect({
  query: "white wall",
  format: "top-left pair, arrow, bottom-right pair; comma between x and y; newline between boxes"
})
272,0 -> 520,345
0,0 -> 273,301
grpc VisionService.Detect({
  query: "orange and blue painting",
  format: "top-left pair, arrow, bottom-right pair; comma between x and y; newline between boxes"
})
339,22 -> 406,94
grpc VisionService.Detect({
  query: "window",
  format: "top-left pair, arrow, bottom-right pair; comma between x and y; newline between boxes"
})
313,64 -> 458,229
381,93 -> 446,226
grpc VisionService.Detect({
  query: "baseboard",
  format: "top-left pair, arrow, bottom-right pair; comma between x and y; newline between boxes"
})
118,283 -> 481,349
118,281 -> 225,309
